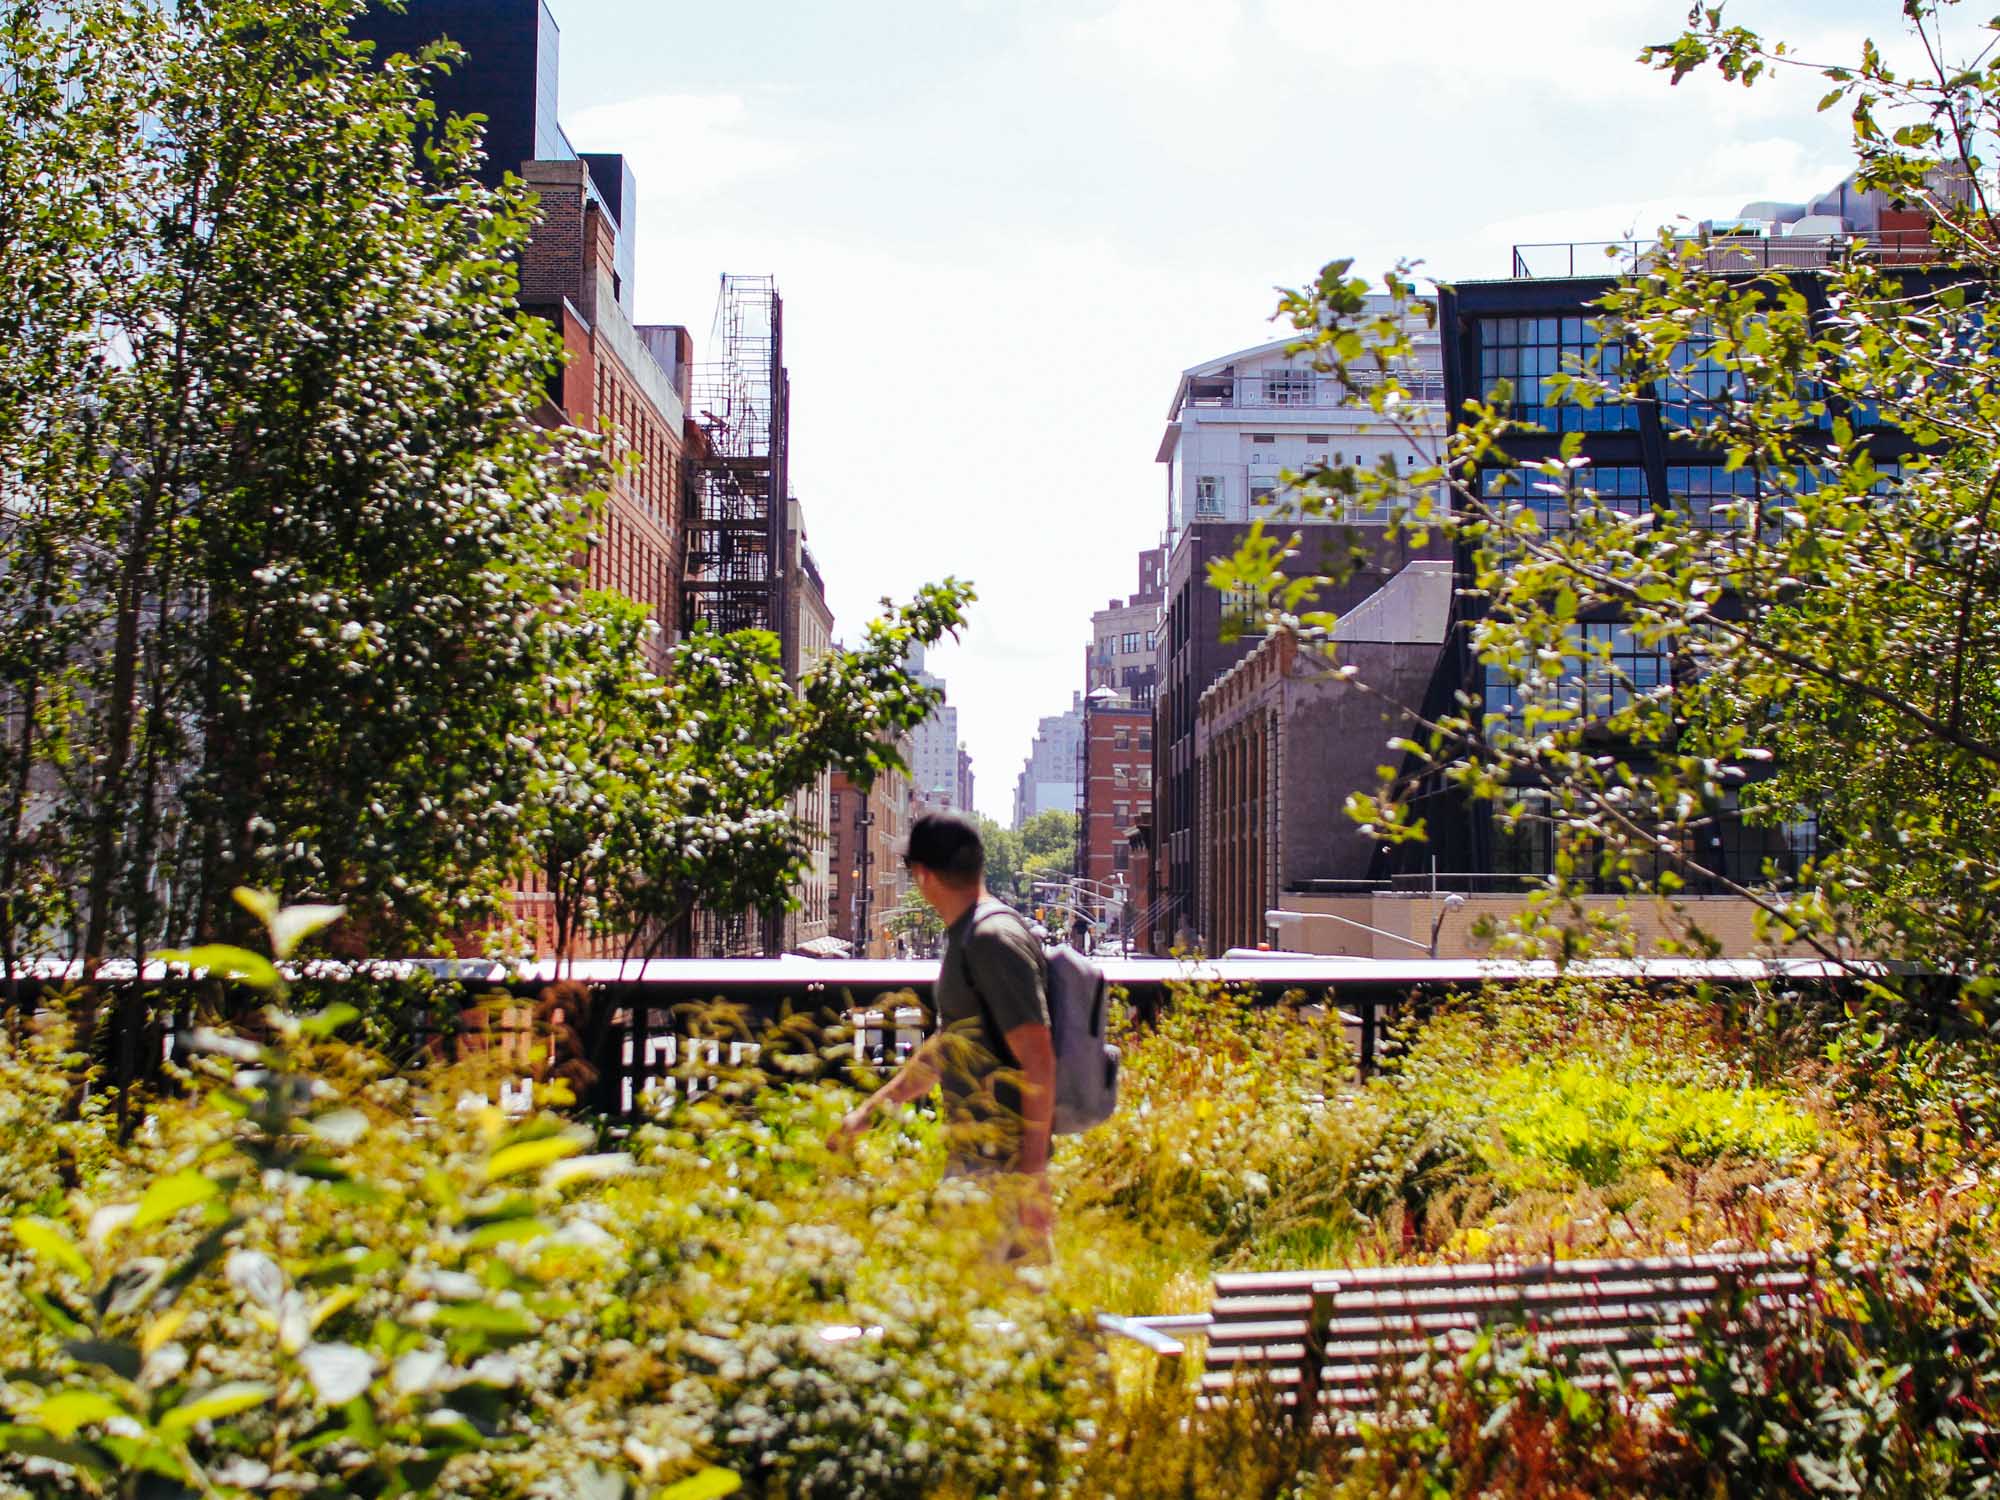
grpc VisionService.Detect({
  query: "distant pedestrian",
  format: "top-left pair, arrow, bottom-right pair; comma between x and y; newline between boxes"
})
829,811 -> 1055,1259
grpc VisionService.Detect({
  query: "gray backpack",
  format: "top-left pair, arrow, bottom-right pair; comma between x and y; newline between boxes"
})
963,905 -> 1120,1135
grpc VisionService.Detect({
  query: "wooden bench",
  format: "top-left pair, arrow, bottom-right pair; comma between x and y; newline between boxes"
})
1099,1250 -> 1809,1421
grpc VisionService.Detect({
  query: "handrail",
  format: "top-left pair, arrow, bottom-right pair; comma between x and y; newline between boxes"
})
1510,230 -> 1945,280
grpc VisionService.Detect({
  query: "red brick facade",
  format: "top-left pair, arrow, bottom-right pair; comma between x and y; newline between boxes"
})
1078,698 -> 1152,945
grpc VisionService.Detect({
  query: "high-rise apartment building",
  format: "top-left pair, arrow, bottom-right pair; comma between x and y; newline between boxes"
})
1013,698 -> 1084,828
1150,322 -> 1447,951
903,644 -> 967,812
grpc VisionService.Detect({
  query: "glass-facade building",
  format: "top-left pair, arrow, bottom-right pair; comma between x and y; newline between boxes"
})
1413,271 -> 1898,891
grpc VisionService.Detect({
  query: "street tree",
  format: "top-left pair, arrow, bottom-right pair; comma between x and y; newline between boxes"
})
572,583 -> 975,959
1214,0 -> 2000,973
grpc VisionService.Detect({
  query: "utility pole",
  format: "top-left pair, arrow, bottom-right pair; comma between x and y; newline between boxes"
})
854,796 -> 875,958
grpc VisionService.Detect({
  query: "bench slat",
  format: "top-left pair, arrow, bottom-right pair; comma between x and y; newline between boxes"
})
1213,1250 -> 1801,1302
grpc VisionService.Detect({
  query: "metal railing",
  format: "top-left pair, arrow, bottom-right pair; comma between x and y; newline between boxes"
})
1511,231 -> 1946,281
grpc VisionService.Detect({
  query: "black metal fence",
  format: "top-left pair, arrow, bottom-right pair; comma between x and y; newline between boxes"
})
13,955 -> 1915,1119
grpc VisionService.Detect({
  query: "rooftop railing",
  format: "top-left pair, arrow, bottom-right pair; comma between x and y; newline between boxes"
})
1510,230 -> 1946,280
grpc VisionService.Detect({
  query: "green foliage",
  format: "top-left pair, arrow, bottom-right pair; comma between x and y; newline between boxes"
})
973,817 -> 1024,904
1059,987 -> 1359,1260
1674,1245 -> 2000,1496
1018,810 -> 1079,893
1475,1059 -> 1817,1192
527,582 -> 972,960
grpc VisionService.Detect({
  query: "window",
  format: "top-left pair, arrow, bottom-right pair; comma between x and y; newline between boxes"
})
1478,316 -> 1637,433
1657,319 -> 1748,429
1305,433 -> 1330,443
1251,433 -> 1276,444
1139,730 -> 1153,750
1477,464 -> 1649,533
1195,476 -> 1224,515
1114,725 -> 1130,750
1263,369 -> 1314,405
1120,631 -> 1144,655
1114,764 -> 1130,788
1114,845 -> 1131,872
1483,621 -> 1670,727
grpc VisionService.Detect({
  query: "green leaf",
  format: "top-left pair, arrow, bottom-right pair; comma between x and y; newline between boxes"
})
62,1340 -> 141,1381
484,1132 -> 587,1182
158,1382 -> 276,1437
660,1471 -> 744,1500
152,945 -> 281,991
430,1302 -> 537,1339
131,1171 -> 220,1232
13,1217 -> 91,1281
269,903 -> 346,960
33,1390 -> 126,1440
300,1002 -> 361,1039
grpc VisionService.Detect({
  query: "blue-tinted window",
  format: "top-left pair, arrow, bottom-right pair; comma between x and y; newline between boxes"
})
1477,316 -> 1638,432
1477,464 -> 1649,532
1657,322 -> 1750,429
1483,621 -> 1669,727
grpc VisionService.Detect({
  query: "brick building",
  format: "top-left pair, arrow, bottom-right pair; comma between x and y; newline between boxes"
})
355,0 -> 694,955
829,757 -> 913,959
1192,562 -> 1450,953
1076,688 -> 1153,945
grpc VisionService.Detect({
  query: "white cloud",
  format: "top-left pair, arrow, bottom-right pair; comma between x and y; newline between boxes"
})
1061,0 -> 1247,86
565,92 -> 806,199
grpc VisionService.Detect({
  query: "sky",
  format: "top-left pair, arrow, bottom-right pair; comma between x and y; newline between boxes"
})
551,0 -> 1904,823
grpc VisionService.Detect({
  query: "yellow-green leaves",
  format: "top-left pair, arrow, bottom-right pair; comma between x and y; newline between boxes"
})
158,1382 -> 276,1438
153,943 -> 281,991
485,1128 -> 589,1182
130,1171 -> 220,1232
12,1216 -> 90,1281
33,1390 -> 125,1440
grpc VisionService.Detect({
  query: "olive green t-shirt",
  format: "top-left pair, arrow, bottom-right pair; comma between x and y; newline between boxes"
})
934,898 -> 1050,1169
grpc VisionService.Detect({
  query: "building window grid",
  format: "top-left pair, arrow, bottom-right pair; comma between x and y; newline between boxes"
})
1478,465 -> 1649,533
1484,621 -> 1670,727
1478,316 -> 1637,433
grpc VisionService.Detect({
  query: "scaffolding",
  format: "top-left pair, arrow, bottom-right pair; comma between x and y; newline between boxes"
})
681,274 -> 790,644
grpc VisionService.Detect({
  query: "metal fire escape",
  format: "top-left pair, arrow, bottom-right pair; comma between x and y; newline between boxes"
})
681,274 -> 790,661
682,276 -> 793,957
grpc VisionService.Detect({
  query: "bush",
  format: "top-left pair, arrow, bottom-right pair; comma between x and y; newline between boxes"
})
0,902 -> 1104,1499
1056,988 -> 1363,1264
1675,1243 -> 2000,1496
1347,981 -> 1826,1248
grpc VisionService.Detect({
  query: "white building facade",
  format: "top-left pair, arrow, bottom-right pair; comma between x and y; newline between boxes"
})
1158,303 -> 1445,546
1011,695 -> 1084,827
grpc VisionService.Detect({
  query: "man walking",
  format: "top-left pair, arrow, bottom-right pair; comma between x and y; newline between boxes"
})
829,811 -> 1056,1253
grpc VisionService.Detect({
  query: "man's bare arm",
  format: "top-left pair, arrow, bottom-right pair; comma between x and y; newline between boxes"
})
827,1032 -> 946,1150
